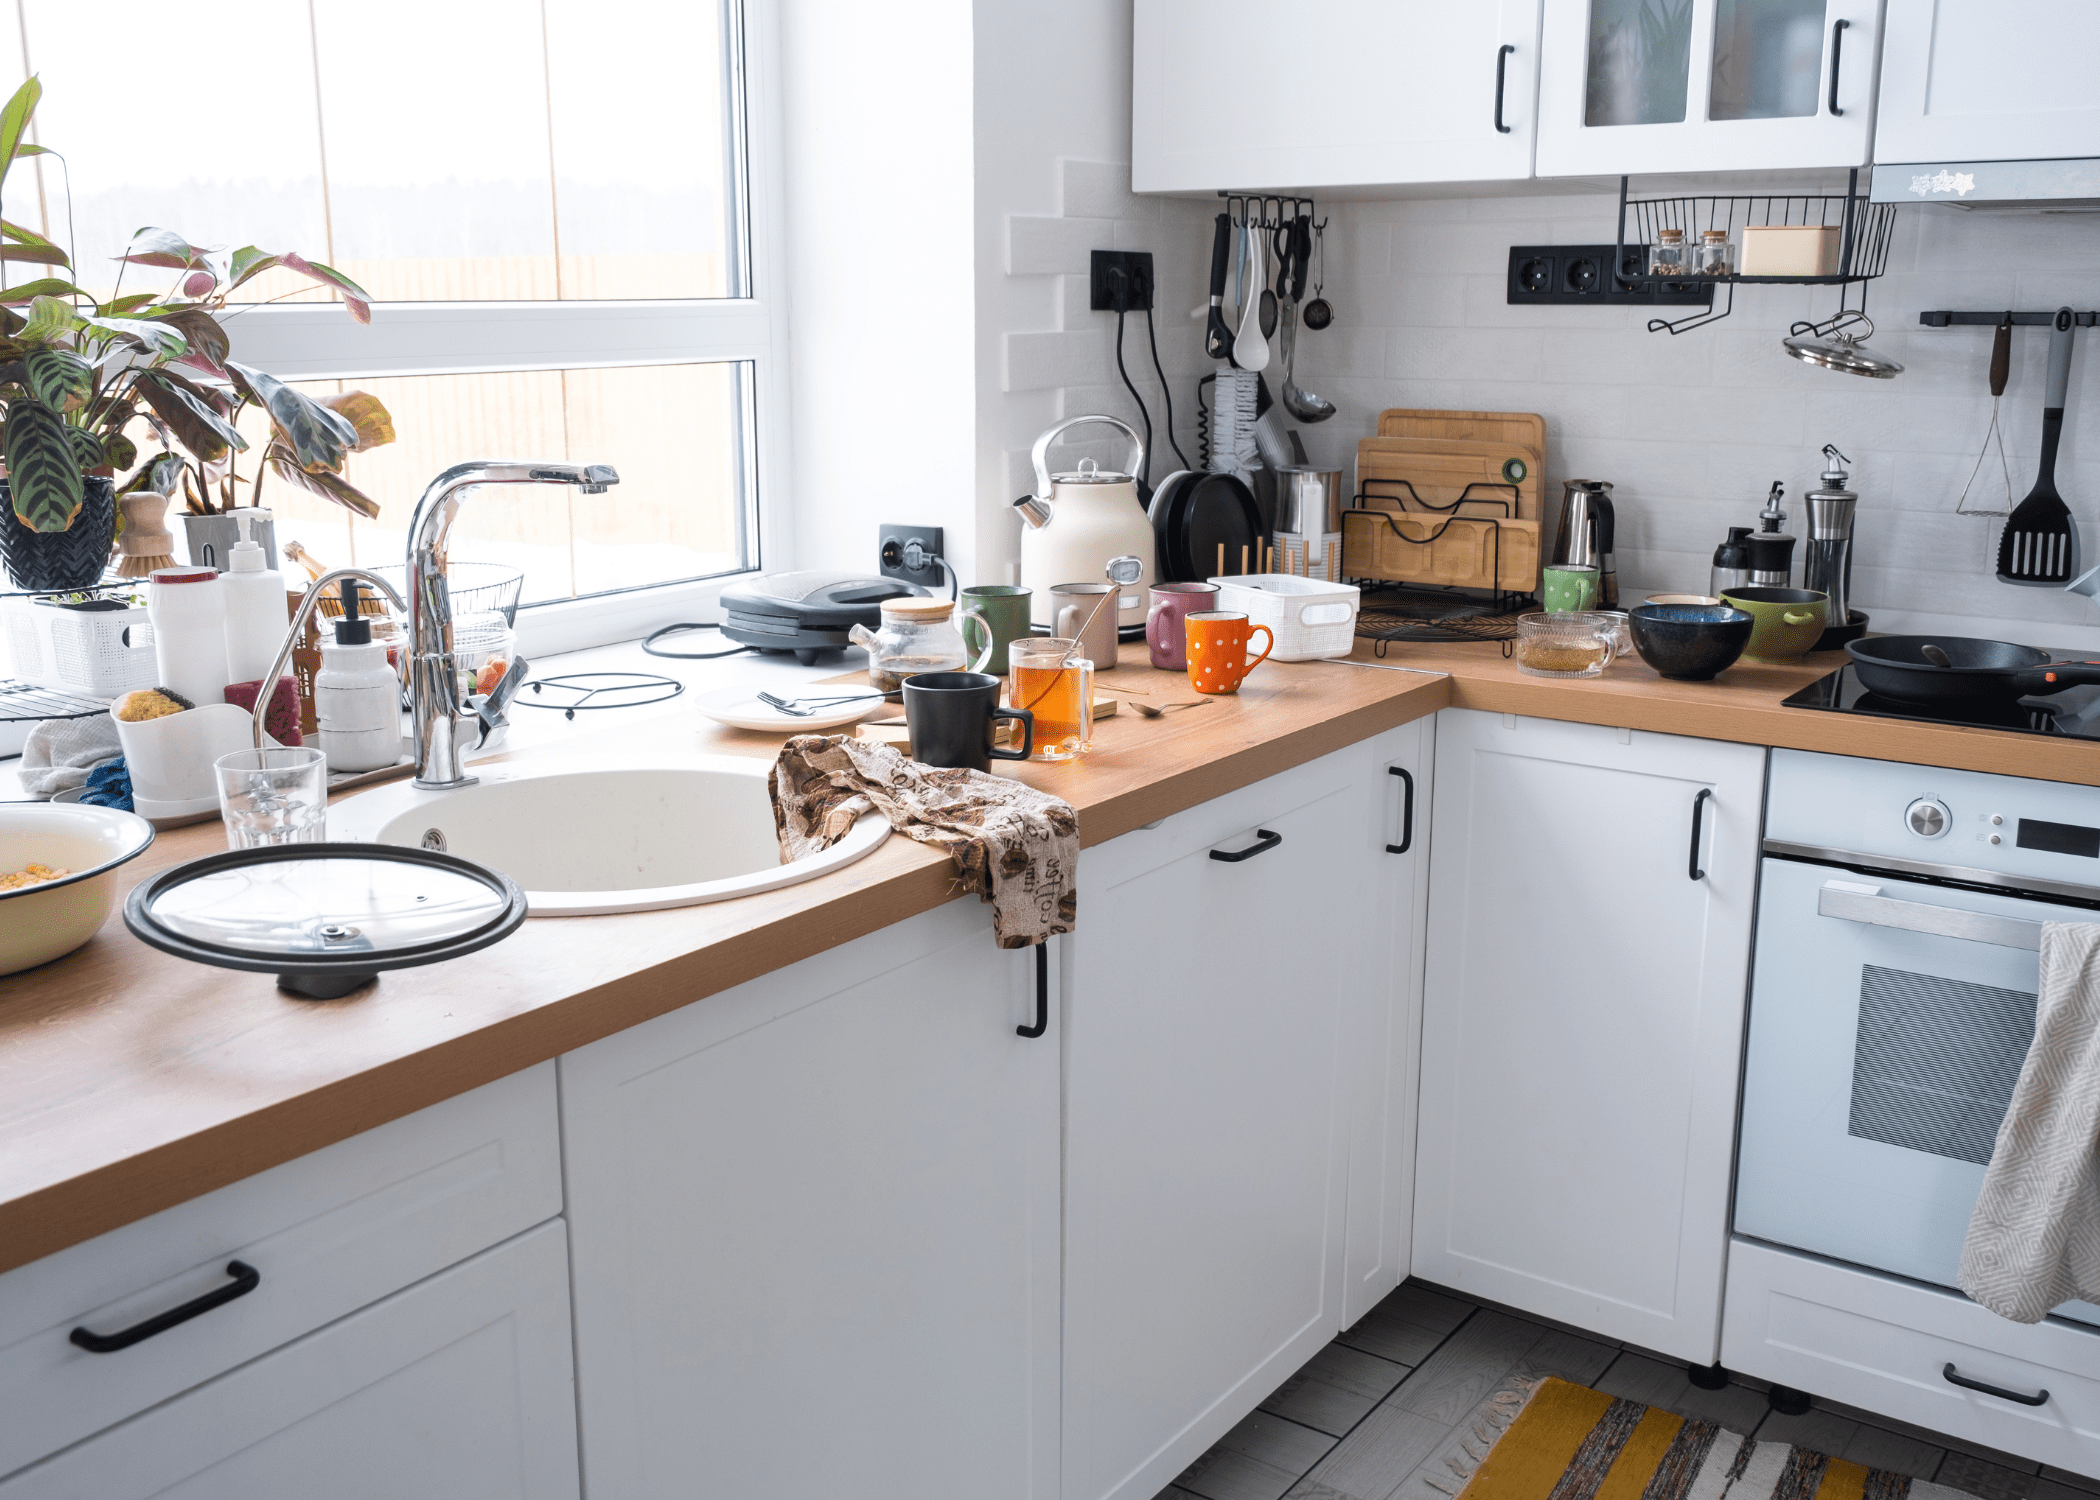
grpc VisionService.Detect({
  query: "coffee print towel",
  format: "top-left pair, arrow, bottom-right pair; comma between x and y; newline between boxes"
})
770,734 -> 1077,947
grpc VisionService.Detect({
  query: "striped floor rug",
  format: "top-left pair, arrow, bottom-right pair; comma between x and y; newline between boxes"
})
1450,1377 -> 1980,1500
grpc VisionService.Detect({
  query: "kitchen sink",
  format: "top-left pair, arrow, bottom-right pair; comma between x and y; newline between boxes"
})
328,757 -> 888,916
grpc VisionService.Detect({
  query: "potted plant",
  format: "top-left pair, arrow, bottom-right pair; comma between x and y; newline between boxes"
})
0,74 -> 395,591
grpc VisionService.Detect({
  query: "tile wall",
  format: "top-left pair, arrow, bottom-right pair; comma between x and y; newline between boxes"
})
1006,164 -> 2100,644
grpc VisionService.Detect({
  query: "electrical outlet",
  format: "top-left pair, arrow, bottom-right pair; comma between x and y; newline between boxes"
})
1506,244 -> 1713,308
1089,249 -> 1154,312
878,523 -> 945,587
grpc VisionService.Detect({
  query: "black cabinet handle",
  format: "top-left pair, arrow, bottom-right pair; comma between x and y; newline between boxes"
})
1827,19 -> 1848,116
1211,829 -> 1282,863
1943,1362 -> 2048,1406
1017,943 -> 1048,1038
1386,766 -> 1415,855
1688,788 -> 1712,882
71,1261 -> 260,1353
1494,44 -> 1516,134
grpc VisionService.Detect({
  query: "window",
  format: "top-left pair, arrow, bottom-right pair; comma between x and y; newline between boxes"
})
3,0 -> 780,629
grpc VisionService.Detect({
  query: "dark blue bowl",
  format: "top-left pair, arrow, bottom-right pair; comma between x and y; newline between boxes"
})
1629,604 -> 1755,681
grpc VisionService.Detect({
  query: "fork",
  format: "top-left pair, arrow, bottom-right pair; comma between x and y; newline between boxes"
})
757,690 -> 881,716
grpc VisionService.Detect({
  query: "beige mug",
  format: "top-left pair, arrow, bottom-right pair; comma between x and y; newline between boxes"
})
1051,582 -> 1119,669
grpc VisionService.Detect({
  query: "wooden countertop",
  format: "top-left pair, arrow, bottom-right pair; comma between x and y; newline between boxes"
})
3,638 -> 2096,1275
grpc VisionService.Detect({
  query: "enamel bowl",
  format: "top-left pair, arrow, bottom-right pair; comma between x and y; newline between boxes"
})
0,802 -> 156,974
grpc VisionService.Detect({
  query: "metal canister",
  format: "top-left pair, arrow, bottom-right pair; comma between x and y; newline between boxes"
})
1275,466 -> 1343,571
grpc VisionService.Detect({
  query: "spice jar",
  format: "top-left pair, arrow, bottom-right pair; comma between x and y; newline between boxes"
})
849,597 -> 994,691
1696,229 -> 1733,276
1648,228 -> 1686,277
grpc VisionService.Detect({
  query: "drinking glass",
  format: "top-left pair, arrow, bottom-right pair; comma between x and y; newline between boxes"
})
214,747 -> 329,849
1514,612 -> 1619,679
1007,638 -> 1093,761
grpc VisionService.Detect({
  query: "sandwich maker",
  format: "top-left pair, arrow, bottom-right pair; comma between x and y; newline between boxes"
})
718,572 -> 929,663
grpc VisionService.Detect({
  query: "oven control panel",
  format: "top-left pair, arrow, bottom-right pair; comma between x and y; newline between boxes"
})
1768,750 -> 2100,890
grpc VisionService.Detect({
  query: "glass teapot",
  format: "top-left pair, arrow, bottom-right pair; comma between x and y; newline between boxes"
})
849,597 -> 994,692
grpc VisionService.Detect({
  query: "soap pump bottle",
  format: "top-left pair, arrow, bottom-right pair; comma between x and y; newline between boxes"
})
1745,481 -> 1796,588
314,578 -> 401,772
221,510 -> 289,685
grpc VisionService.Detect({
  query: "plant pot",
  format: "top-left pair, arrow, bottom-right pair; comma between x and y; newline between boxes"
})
0,477 -> 117,592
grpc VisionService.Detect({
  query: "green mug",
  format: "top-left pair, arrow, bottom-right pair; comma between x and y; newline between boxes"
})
1542,564 -> 1601,613
960,585 -> 1033,676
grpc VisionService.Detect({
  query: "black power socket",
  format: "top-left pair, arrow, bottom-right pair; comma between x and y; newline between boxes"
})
1506,244 -> 1714,308
1090,250 -> 1154,311
878,523 -> 945,588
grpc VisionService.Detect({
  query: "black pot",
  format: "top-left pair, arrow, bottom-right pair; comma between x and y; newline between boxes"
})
0,476 -> 116,592
1629,603 -> 1754,682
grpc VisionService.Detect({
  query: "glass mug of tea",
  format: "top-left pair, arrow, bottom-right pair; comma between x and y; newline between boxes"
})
1007,638 -> 1093,761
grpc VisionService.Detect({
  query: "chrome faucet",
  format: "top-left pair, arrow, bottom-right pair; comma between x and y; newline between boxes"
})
404,461 -> 619,789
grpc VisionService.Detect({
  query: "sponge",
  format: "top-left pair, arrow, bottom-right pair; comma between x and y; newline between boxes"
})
222,677 -> 303,746
112,687 -> 194,722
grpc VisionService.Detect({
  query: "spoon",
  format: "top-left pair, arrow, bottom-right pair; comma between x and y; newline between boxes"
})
1233,223 -> 1269,372
1278,301 -> 1334,422
1061,554 -> 1148,666
1125,698 -> 1212,719
1920,643 -> 1954,668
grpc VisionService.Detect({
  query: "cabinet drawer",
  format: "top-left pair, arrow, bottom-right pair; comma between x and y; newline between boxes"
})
0,1064 -> 561,1480
0,1221 -> 578,1500
1723,1238 -> 2100,1477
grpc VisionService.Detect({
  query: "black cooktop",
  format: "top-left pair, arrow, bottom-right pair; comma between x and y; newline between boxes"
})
1784,649 -> 2100,739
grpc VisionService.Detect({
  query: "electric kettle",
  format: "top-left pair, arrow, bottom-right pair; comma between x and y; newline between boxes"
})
1012,416 -> 1156,630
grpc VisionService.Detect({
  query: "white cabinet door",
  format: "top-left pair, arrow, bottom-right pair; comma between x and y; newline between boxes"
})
1132,0 -> 1543,191
0,1222 -> 579,1500
561,900 -> 1060,1500
1874,0 -> 2100,165
1535,0 -> 1884,176
1341,718 -> 1435,1329
1062,746 -> 1366,1500
1413,710 -> 1764,1365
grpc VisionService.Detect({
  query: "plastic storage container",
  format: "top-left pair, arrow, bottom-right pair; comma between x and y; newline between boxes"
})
0,595 -> 158,698
1204,574 -> 1360,662
148,566 -> 231,709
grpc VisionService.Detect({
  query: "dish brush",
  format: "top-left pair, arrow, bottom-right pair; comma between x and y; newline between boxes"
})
113,491 -> 176,579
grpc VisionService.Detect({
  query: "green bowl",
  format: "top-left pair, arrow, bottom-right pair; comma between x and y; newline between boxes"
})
1719,587 -> 1829,661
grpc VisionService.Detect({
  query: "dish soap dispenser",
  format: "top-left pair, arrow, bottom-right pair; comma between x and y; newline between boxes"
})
315,578 -> 401,772
1746,481 -> 1796,588
221,509 -> 289,685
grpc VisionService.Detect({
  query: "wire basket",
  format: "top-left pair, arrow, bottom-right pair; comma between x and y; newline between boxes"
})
1616,182 -> 1896,287
319,561 -> 526,626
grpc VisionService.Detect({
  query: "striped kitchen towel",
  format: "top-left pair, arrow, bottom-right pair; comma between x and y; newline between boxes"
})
1439,1377 -> 1979,1500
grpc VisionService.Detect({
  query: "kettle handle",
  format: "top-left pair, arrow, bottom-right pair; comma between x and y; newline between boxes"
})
1030,416 -> 1145,502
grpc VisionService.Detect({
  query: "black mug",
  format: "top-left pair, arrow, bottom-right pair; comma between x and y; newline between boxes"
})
903,672 -> 1033,770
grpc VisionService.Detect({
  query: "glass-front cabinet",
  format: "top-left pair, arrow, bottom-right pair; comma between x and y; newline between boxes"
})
1535,0 -> 1884,175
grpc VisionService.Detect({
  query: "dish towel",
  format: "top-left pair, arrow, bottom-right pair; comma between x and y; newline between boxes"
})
1959,920 -> 2100,1321
18,713 -> 123,797
770,734 -> 1077,948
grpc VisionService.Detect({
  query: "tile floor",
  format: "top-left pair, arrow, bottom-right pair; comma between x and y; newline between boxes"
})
1155,1280 -> 2096,1500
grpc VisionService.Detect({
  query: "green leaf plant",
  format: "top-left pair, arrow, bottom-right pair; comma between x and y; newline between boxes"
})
0,75 -> 394,534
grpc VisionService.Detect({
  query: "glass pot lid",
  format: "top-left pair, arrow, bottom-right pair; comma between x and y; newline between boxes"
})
1782,311 -> 1904,379
126,843 -> 527,1000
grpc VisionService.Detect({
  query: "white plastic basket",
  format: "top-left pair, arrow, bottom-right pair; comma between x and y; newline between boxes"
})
2,595 -> 159,699
1204,574 -> 1360,661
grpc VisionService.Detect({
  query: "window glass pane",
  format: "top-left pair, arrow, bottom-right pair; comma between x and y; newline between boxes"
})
1585,0 -> 1696,126
1709,0 -> 1827,121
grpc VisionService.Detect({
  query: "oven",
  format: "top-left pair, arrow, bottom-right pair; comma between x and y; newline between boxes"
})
1736,750 -> 2100,1327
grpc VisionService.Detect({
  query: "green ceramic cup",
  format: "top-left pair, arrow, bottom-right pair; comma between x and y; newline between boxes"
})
1542,564 -> 1601,613
1719,587 -> 1829,661
960,585 -> 1034,675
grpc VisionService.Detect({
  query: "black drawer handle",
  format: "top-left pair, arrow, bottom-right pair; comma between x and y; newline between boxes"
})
1386,766 -> 1415,855
1494,44 -> 1515,134
1827,18 -> 1848,117
1018,943 -> 1048,1038
1688,788 -> 1711,881
1211,829 -> 1282,863
71,1260 -> 260,1353
1943,1362 -> 2048,1406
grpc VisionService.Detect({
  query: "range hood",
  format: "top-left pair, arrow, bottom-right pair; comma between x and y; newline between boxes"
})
1871,158 -> 2100,209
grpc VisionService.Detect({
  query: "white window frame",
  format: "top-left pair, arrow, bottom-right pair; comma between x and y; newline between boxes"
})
216,0 -> 793,659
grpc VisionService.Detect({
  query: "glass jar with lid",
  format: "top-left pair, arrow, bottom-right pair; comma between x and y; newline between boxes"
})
1695,229 -> 1733,277
849,597 -> 994,692
1648,228 -> 1686,277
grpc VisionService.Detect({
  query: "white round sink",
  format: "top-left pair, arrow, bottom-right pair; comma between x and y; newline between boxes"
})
327,757 -> 888,916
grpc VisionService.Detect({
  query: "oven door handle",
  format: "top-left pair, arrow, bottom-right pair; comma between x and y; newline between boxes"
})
1817,882 -> 2043,951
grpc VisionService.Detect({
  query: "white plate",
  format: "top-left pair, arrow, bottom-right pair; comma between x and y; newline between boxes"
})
693,685 -> 888,732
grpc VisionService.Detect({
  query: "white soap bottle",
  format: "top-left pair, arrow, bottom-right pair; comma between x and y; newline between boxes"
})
221,510 -> 289,685
314,578 -> 401,772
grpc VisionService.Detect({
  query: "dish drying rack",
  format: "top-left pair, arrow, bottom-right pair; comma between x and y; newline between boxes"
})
1614,169 -> 1898,335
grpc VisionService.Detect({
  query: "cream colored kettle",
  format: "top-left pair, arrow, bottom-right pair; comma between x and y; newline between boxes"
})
1012,415 -> 1156,631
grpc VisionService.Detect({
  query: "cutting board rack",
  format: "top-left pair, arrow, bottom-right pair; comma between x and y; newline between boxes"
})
1343,409 -> 1547,599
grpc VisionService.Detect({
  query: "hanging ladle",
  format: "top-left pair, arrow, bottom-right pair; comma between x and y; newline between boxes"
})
1277,218 -> 1333,423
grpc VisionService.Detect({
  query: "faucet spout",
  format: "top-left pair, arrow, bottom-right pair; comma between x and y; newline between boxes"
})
405,460 -> 621,790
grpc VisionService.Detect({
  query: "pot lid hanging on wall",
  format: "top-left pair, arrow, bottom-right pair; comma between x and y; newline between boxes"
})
1782,311 -> 1905,379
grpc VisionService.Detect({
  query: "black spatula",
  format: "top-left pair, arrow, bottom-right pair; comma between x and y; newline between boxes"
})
1998,308 -> 2079,586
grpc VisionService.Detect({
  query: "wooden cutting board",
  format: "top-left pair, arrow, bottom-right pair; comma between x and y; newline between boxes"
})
1355,437 -> 1543,520
1376,407 -> 1546,454
1342,509 -> 1540,592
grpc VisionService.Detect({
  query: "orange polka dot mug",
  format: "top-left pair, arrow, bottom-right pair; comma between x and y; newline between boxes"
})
1183,611 -> 1274,695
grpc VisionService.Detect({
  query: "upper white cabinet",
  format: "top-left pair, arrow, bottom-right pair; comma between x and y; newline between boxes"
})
1412,710 -> 1765,1366
1874,0 -> 2100,165
1132,0 -> 1544,191
1534,0 -> 1885,176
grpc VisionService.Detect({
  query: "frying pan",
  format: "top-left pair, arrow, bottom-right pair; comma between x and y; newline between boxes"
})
1846,635 -> 2100,705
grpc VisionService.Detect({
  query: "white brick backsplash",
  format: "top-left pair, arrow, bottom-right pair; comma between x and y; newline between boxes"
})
1007,213 -> 1112,276
1005,328 -> 1116,392
1060,159 -> 1157,223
